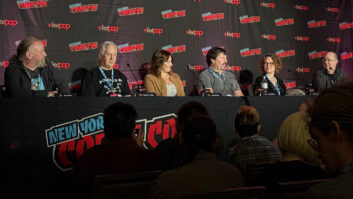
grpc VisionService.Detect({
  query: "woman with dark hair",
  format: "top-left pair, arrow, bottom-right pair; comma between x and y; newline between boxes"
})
253,54 -> 286,96
144,50 -> 185,96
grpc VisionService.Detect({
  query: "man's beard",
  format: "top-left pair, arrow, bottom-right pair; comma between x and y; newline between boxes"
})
36,58 -> 47,68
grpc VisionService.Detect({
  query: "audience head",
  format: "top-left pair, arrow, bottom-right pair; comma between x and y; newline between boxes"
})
103,102 -> 137,139
206,47 -> 227,68
180,114 -> 219,164
99,41 -> 118,70
298,97 -> 315,116
322,51 -> 338,75
278,111 -> 320,165
258,54 -> 283,75
10,36 -> 47,68
176,101 -> 209,133
309,82 -> 353,175
234,106 -> 260,138
149,49 -> 174,77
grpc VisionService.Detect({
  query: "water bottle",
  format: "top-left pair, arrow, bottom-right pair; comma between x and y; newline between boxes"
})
261,76 -> 268,96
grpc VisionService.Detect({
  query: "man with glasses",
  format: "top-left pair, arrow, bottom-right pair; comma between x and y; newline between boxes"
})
312,51 -> 346,92
304,82 -> 353,199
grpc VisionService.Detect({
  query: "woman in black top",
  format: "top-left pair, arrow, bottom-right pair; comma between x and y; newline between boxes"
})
253,54 -> 286,96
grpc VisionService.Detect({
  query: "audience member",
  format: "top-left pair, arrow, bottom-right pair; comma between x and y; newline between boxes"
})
199,47 -> 244,96
80,41 -> 131,97
5,36 -> 69,97
149,115 -> 244,199
253,54 -> 286,96
304,82 -> 353,199
228,106 -> 282,176
155,101 -> 209,170
73,102 -> 161,189
144,50 -> 185,96
312,51 -> 347,92
255,111 -> 327,198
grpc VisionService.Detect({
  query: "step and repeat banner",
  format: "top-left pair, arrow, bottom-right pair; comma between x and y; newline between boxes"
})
0,0 -> 352,95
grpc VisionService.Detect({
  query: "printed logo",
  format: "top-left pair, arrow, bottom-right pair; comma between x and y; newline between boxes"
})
224,65 -> 242,72
225,32 -> 241,39
117,7 -> 144,16
275,18 -> 294,26
69,3 -> 98,13
294,4 -> 308,11
188,65 -> 204,71
99,25 -> 119,32
339,22 -> 353,30
239,15 -> 260,24
186,29 -> 203,37
117,43 -> 144,53
260,2 -> 275,8
51,62 -> 71,70
225,0 -> 241,5
202,46 -> 212,56
326,37 -> 340,43
240,48 -> 261,57
261,34 -> 276,40
296,67 -> 310,73
276,50 -> 295,58
202,12 -> 224,21
48,22 -> 71,30
294,36 -> 309,42
285,81 -> 296,89
17,0 -> 47,9
307,20 -> 326,28
144,27 -> 163,35
162,45 -> 186,54
308,51 -> 327,60
341,52 -> 353,60
0,19 -> 18,27
0,60 -> 10,68
69,41 -> 98,52
325,7 -> 339,13
45,113 -> 177,171
161,9 -> 186,19
128,80 -> 144,90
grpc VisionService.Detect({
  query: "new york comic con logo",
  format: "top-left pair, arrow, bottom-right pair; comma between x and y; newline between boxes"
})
308,51 -> 327,60
239,15 -> 260,24
307,20 -> 326,28
118,43 -> 144,53
69,41 -> 98,52
276,49 -> 295,58
0,60 -> 10,68
69,3 -> 98,13
240,48 -> 261,57
162,45 -> 186,54
275,18 -> 294,26
45,113 -> 177,171
17,0 -> 47,9
202,12 -> 224,21
161,9 -> 186,19
117,6 -> 144,16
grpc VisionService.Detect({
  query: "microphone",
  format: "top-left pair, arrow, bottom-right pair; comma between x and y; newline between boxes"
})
186,64 -> 212,96
127,63 -> 142,96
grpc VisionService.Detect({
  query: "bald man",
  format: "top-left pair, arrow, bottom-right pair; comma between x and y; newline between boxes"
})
312,52 -> 347,92
5,37 -> 69,97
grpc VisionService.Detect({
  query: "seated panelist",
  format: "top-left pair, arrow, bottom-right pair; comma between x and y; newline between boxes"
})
144,50 -> 185,96
253,54 -> 286,96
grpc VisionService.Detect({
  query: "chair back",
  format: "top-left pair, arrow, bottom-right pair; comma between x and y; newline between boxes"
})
183,185 -> 267,199
278,178 -> 329,199
92,170 -> 162,199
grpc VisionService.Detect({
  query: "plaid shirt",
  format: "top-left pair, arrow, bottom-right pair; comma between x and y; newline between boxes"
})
229,134 -> 282,174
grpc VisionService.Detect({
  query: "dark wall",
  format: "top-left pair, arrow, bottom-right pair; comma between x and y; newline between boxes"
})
1,0 -> 352,94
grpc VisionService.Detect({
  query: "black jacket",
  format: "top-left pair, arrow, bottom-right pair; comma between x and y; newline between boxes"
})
312,68 -> 346,92
4,61 -> 69,97
253,74 -> 286,96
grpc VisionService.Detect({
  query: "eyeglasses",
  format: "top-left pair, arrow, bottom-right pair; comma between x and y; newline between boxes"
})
264,62 -> 274,65
307,138 -> 319,151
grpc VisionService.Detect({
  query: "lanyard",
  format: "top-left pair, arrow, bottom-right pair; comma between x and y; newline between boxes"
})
265,74 -> 280,95
98,67 -> 114,89
208,68 -> 226,88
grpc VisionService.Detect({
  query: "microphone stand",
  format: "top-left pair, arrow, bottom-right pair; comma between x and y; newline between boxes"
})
126,63 -> 142,96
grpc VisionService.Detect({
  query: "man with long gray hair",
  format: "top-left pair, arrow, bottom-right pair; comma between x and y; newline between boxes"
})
5,36 -> 69,97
